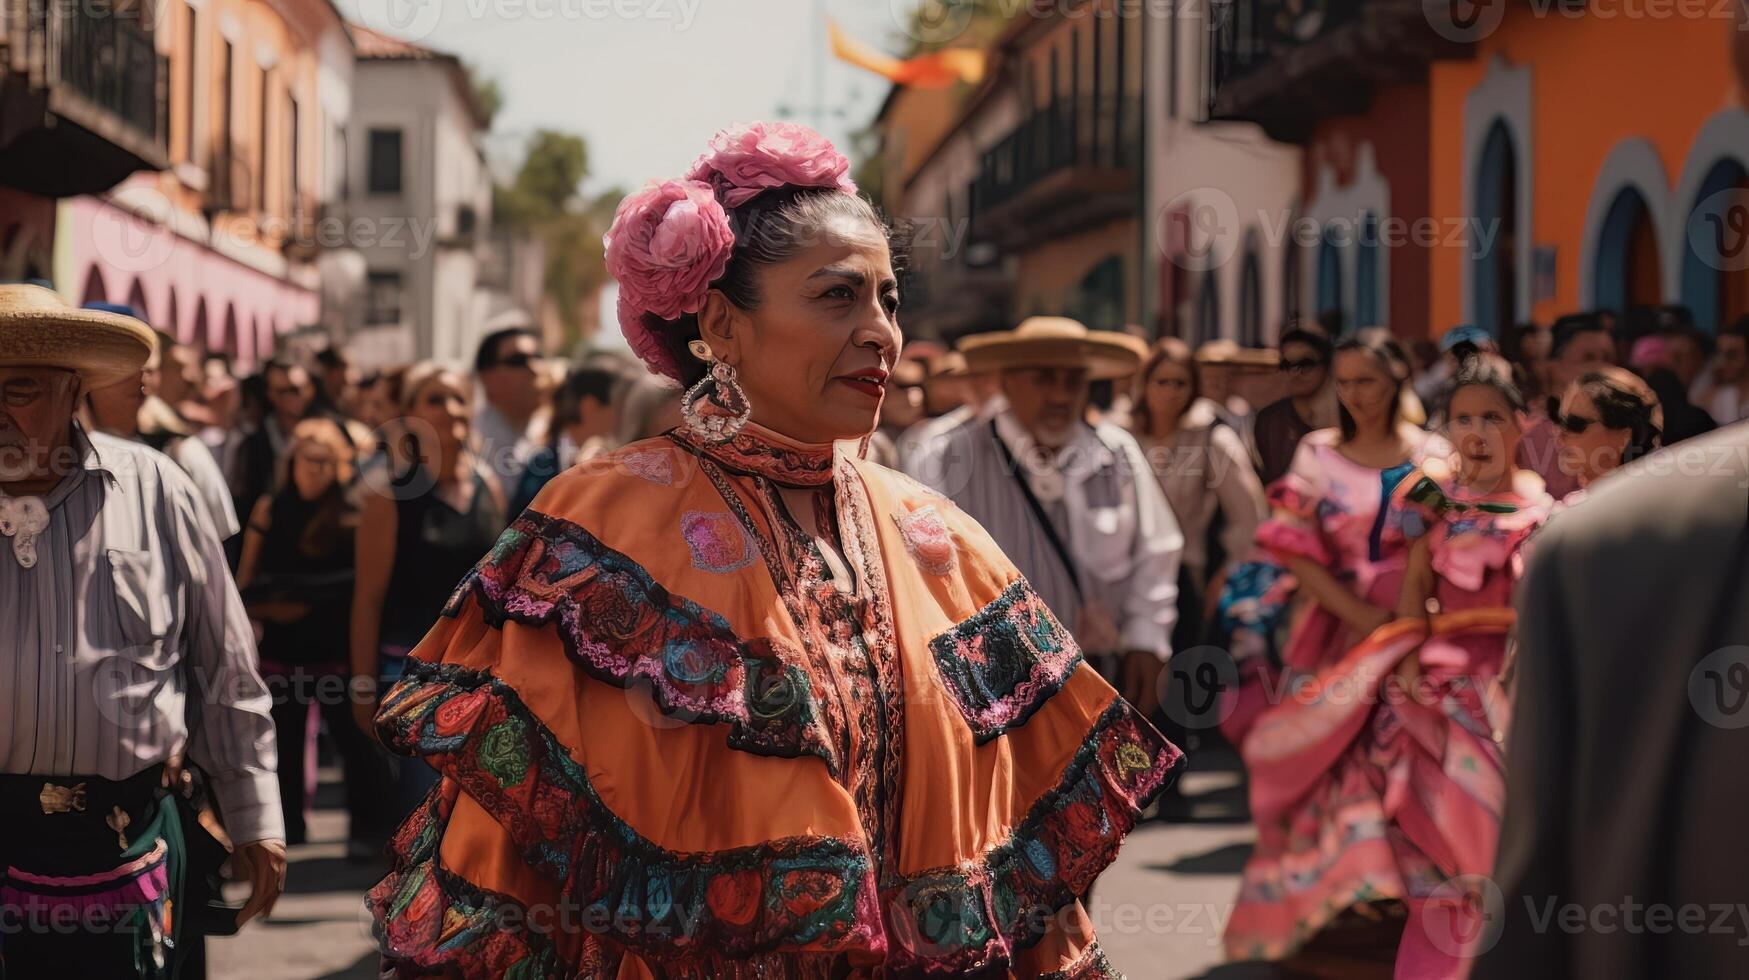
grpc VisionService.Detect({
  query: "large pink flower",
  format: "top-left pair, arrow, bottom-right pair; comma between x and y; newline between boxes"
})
604,178 -> 734,381
604,178 -> 735,320
686,121 -> 858,208
615,293 -> 683,384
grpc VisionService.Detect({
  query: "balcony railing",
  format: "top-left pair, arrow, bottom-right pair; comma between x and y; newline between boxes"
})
47,0 -> 166,146
970,95 -> 1143,220
1209,0 -> 1366,103
1205,0 -> 1462,141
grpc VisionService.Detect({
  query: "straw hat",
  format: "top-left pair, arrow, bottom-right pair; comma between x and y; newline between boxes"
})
0,284 -> 155,390
959,316 -> 1147,381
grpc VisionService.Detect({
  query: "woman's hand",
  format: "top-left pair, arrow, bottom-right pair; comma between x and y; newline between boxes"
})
1121,650 -> 1164,718
352,675 -> 380,741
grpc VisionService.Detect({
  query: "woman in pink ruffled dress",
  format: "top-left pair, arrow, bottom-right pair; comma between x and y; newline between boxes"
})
1228,355 -> 1552,978
1223,330 -> 1439,968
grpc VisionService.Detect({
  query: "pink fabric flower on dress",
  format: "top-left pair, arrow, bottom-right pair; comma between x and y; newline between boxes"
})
685,121 -> 858,209
603,178 -> 735,382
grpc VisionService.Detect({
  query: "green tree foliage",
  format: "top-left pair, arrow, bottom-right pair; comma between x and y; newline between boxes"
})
468,66 -> 504,129
496,130 -> 622,344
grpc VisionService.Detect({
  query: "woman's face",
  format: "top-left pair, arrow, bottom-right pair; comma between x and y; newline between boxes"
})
707,215 -> 901,444
410,374 -> 471,455
290,440 -> 341,500
1333,350 -> 1397,434
1144,358 -> 1195,431
1557,388 -> 1631,487
1446,384 -> 1522,488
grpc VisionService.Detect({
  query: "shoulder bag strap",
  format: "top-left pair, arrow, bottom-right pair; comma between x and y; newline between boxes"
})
989,420 -> 1083,605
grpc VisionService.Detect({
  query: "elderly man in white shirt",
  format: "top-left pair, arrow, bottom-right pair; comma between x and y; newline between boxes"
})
0,285 -> 283,978
925,317 -> 1184,716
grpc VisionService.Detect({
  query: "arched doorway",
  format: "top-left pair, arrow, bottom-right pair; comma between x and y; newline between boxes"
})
1317,227 -> 1345,330
1355,212 -> 1381,329
1076,256 -> 1126,332
1680,158 -> 1749,332
127,279 -> 151,324
220,306 -> 240,360
81,266 -> 109,305
165,289 -> 180,343
1282,231 -> 1301,327
191,299 -> 210,351
1197,270 -> 1221,345
1473,121 -> 1518,336
1238,248 -> 1263,347
1594,187 -> 1663,315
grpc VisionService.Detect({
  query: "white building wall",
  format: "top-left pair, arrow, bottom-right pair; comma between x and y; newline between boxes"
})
1144,2 -> 1302,344
348,57 -> 489,365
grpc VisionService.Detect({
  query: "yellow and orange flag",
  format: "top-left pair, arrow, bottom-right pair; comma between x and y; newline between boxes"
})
828,20 -> 986,89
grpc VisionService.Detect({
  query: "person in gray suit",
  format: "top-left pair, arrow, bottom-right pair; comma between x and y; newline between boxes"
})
1477,421 -> 1749,977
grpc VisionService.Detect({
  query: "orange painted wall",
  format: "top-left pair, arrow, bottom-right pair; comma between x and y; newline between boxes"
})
1428,7 -> 1749,329
1305,82 -> 1436,337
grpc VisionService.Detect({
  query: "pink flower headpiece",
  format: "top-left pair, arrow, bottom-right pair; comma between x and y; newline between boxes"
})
685,121 -> 858,208
605,122 -> 858,383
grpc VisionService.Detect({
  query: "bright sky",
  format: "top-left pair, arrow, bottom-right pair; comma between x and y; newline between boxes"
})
336,0 -> 910,195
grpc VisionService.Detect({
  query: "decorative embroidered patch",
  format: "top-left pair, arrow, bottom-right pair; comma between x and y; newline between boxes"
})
894,506 -> 958,576
442,511 -> 835,771
620,449 -> 675,485
927,579 -> 1085,744
880,700 -> 1181,975
372,664 -> 880,969
682,510 -> 758,573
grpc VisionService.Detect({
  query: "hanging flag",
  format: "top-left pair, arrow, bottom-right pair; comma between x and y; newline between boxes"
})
828,20 -> 986,89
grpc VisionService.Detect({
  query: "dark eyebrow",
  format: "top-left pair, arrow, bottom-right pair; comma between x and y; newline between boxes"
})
808,265 -> 867,287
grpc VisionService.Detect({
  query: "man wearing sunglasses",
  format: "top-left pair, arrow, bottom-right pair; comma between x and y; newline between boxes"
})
1248,326 -> 1337,486
473,324 -> 548,504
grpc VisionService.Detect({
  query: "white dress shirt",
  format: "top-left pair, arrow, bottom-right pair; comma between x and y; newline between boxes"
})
926,409 -> 1183,658
0,427 -> 282,844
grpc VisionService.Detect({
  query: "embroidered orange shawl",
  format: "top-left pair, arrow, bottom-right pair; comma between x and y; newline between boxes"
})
368,423 -> 1181,978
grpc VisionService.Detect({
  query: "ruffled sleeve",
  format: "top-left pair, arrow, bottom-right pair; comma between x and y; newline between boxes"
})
1255,436 -> 1333,566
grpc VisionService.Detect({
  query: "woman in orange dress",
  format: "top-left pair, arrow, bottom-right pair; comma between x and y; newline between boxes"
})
365,122 -> 1180,978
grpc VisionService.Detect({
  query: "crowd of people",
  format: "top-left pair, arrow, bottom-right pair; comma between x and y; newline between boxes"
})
2,118 -> 1746,979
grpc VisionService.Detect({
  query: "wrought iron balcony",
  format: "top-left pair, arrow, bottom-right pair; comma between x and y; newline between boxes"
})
0,0 -> 169,196
969,95 -> 1143,250
1206,0 -> 1467,143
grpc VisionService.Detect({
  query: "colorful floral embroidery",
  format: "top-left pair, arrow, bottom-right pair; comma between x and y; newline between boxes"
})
894,506 -> 958,576
443,511 -> 839,772
681,510 -> 758,573
1039,942 -> 1122,980
927,579 -> 1085,744
374,662 -> 883,964
882,699 -> 1181,974
669,423 -> 835,487
373,782 -> 589,978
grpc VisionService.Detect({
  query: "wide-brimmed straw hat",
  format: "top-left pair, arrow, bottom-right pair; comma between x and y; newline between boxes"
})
0,284 -> 155,389
959,316 -> 1147,381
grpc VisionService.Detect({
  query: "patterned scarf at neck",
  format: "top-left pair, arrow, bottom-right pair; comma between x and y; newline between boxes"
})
668,419 -> 839,488
0,494 -> 49,568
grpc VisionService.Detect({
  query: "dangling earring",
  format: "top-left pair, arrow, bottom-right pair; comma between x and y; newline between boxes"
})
682,340 -> 752,443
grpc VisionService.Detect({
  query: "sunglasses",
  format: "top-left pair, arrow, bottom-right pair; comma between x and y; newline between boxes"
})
1279,357 -> 1327,374
492,353 -> 542,370
1558,412 -> 1600,435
